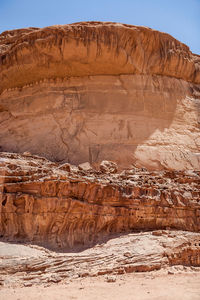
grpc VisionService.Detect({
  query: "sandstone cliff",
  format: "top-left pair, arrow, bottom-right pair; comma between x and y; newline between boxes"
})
0,23 -> 200,287
1,153 -> 199,249
0,22 -> 200,169
0,21 -> 200,89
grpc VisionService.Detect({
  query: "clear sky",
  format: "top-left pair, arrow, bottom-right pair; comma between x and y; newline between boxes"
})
0,0 -> 199,54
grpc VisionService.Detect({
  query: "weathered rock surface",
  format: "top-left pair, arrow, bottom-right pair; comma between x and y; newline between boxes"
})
1,22 -> 200,89
0,153 -> 200,249
0,231 -> 200,287
0,22 -> 200,287
0,22 -> 200,169
100,160 -> 118,174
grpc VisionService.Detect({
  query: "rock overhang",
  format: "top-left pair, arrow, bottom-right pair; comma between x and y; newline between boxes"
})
0,21 -> 200,94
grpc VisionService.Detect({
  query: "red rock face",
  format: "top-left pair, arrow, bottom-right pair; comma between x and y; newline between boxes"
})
0,153 -> 199,249
0,23 -> 200,280
0,22 -> 200,169
0,21 -> 200,90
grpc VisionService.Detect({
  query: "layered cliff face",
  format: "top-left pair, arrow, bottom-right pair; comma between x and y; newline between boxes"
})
0,23 -> 200,284
0,153 -> 200,249
0,152 -> 200,287
0,22 -> 200,169
0,22 -> 200,88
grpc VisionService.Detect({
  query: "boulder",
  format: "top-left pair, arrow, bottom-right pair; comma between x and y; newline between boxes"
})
100,160 -> 118,174
58,163 -> 71,172
78,162 -> 93,172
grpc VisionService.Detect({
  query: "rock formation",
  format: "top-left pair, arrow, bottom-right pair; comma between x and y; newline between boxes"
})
1,230 -> 200,286
0,22 -> 200,286
0,152 -> 199,249
0,152 -> 200,287
0,22 -> 200,169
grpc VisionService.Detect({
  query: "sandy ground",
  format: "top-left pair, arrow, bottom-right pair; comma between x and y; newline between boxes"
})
1,272 -> 200,300
1,236 -> 200,299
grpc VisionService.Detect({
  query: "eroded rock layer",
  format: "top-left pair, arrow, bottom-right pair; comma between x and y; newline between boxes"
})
0,22 -> 200,169
1,21 -> 200,91
1,231 -> 200,287
0,74 -> 199,169
0,153 -> 200,249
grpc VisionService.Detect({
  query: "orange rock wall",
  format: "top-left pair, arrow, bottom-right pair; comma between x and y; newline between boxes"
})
0,153 -> 199,248
0,22 -> 199,169
0,74 -> 199,169
0,22 -> 200,93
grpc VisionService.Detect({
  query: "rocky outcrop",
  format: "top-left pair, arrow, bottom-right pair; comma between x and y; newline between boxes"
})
0,22 -> 200,287
0,21 -> 200,92
0,153 -> 199,249
0,22 -> 200,169
0,230 -> 200,287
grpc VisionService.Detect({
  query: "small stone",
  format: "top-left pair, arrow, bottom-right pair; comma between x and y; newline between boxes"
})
106,275 -> 116,283
78,162 -> 93,172
24,282 -> 33,287
152,230 -> 162,236
58,163 -> 71,172
79,272 -> 89,278
100,160 -> 118,174
123,252 -> 132,258
47,275 -> 62,283
23,151 -> 31,156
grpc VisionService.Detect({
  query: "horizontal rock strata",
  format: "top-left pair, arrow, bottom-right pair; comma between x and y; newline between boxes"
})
0,231 -> 200,287
0,153 -> 199,249
0,21 -> 200,93
0,22 -> 200,286
0,22 -> 200,169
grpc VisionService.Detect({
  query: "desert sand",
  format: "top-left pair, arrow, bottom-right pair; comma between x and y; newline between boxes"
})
1,272 -> 200,300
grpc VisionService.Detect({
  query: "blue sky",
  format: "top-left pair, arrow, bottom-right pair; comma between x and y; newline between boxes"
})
0,0 -> 199,54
